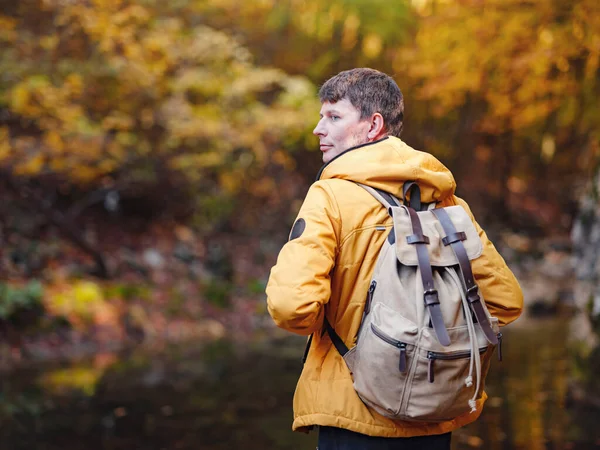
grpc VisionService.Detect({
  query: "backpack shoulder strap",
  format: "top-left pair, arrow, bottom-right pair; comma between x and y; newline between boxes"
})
355,183 -> 401,209
358,181 -> 435,212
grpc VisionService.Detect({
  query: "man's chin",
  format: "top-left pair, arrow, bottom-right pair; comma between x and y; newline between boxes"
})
322,148 -> 337,164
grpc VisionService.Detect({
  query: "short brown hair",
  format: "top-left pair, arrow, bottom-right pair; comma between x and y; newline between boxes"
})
318,68 -> 404,137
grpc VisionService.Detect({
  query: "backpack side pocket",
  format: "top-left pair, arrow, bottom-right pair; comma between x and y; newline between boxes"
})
351,303 -> 418,418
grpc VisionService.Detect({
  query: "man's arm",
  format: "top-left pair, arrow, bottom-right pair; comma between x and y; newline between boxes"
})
266,181 -> 340,336
454,196 -> 524,326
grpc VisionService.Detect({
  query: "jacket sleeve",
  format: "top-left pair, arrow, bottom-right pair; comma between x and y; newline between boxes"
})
453,196 -> 524,326
266,181 -> 340,336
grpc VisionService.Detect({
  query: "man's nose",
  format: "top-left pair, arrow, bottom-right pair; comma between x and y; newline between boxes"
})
313,118 -> 326,136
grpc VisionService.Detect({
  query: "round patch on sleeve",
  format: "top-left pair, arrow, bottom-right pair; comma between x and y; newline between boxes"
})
289,218 -> 306,241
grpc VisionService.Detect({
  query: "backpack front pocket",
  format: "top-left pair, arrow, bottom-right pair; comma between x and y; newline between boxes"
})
371,324 -> 409,373
426,347 -> 486,383
352,314 -> 417,418
402,344 -> 494,422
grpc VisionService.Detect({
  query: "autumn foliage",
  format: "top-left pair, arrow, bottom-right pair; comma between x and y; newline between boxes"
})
1,0 -> 599,229
0,0 -> 317,218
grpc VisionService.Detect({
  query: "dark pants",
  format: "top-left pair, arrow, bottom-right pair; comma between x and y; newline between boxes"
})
317,426 -> 451,450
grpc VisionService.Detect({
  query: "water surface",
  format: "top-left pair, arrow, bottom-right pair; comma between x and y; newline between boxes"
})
1,318 -> 599,449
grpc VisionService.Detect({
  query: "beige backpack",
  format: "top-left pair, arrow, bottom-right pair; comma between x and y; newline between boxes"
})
324,182 -> 502,423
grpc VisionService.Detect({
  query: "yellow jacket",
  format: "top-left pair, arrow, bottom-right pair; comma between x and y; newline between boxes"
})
266,136 -> 523,437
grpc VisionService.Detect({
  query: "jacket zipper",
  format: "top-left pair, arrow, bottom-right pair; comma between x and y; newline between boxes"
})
371,323 -> 408,373
427,347 -> 487,383
364,281 -> 377,315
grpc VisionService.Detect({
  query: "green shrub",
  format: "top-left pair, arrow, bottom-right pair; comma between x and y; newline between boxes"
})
203,279 -> 232,309
0,280 -> 44,320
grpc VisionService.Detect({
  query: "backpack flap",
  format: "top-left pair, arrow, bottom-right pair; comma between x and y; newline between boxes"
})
392,205 -> 482,267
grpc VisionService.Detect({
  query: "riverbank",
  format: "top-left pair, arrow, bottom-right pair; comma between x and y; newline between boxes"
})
1,228 -> 577,371
0,213 -> 283,371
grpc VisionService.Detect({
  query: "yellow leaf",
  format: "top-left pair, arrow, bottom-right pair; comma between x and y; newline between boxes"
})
0,127 -> 12,160
11,84 -> 30,112
39,366 -> 105,396
44,130 -> 64,152
0,16 -> 17,41
65,73 -> 84,96
362,33 -> 383,59
50,158 -> 67,172
74,166 -> 100,183
15,154 -> 45,176
465,435 -> 484,448
342,14 -> 360,50
40,35 -> 59,50
219,172 -> 241,193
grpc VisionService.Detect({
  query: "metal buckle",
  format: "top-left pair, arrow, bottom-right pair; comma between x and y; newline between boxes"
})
466,285 -> 480,303
424,288 -> 439,306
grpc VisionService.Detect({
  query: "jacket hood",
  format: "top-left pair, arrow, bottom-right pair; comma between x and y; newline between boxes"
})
317,136 -> 456,203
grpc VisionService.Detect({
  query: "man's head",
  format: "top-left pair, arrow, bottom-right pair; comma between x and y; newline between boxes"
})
313,68 -> 404,163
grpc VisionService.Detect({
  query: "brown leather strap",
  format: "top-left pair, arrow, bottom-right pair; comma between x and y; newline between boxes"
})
404,206 -> 451,346
402,181 -> 422,211
431,208 -> 498,345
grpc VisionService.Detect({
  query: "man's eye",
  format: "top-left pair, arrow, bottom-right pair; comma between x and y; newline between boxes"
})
331,115 -> 340,121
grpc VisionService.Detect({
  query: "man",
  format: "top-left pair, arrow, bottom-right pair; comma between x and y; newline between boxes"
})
266,68 -> 523,449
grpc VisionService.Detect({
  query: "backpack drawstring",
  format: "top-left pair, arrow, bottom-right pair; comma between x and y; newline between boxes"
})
464,292 -> 482,413
448,268 -> 482,413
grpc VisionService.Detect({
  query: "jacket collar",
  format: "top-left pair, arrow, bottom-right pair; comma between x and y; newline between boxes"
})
315,137 -> 389,181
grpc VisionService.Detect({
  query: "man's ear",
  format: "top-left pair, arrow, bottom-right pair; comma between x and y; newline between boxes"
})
367,113 -> 385,140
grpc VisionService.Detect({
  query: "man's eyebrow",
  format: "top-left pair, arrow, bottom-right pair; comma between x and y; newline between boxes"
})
321,109 -> 341,116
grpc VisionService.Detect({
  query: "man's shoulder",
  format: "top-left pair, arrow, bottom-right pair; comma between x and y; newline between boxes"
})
304,179 -> 385,233
307,179 -> 367,206
310,178 -> 354,191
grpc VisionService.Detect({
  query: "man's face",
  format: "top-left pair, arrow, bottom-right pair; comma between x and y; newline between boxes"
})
313,98 -> 371,164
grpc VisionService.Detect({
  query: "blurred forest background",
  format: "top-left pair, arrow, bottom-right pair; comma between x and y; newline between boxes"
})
2,1 -> 600,449
1,0 -> 599,359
